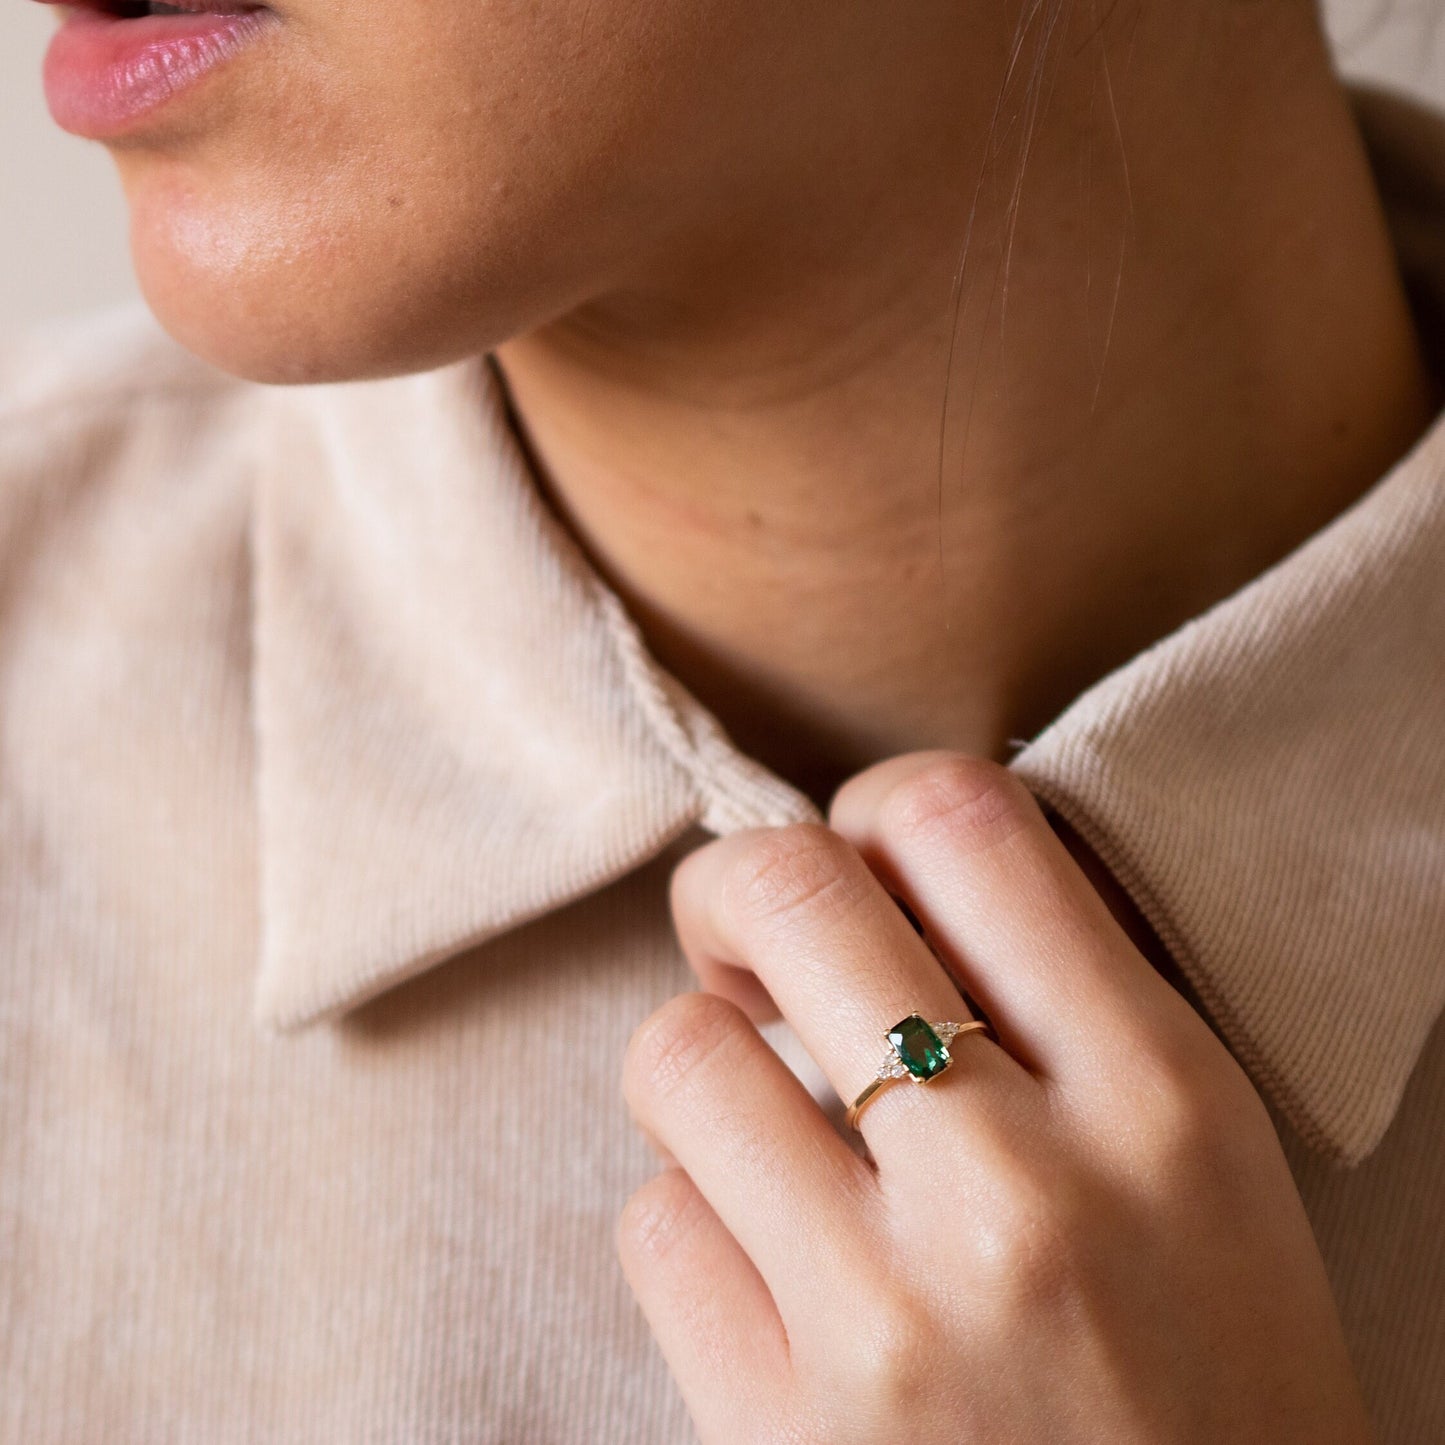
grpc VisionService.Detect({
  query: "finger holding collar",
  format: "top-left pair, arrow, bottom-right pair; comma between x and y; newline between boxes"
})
827,750 -> 1213,1098
667,819 -> 1033,1160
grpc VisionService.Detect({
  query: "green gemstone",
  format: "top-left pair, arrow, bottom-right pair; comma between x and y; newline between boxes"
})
887,1014 -> 952,1080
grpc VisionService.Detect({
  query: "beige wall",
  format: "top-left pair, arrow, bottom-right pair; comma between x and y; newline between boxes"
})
2,1 -> 1443,333
4,3 -> 137,329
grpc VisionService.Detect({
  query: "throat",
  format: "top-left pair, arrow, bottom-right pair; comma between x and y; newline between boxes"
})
487,3 -> 1440,809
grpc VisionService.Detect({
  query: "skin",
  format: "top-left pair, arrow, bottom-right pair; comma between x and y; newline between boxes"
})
622,754 -> 1377,1442
103,0 -> 1438,806
78,0 -> 1438,1432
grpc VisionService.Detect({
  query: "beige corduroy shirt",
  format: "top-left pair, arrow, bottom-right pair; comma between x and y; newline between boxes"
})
3,79 -> 1444,1445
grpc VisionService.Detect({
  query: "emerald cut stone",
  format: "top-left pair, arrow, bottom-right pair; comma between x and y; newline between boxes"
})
887,1014 -> 952,1080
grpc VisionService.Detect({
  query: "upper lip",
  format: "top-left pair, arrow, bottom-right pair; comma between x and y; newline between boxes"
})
32,0 -> 268,9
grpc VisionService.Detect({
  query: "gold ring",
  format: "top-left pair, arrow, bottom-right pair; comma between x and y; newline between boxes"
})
845,1014 -> 992,1131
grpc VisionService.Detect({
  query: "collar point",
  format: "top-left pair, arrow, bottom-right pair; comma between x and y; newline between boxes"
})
251,971 -> 329,1036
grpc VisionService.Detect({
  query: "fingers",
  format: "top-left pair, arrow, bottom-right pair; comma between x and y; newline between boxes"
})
617,1166 -> 789,1434
622,992 -> 876,1315
668,822 -> 1031,1150
827,752 -> 1195,1084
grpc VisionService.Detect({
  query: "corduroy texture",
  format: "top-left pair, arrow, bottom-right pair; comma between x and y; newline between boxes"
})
2,78 -> 1443,1445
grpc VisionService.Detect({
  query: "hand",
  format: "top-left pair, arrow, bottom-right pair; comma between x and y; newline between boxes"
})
618,751 -> 1374,1444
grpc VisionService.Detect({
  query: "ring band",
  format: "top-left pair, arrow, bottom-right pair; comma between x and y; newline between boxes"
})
846,1014 -> 992,1131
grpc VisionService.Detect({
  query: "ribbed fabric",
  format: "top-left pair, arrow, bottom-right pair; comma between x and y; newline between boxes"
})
1,78 -> 1443,1445
1010,397 -> 1445,1166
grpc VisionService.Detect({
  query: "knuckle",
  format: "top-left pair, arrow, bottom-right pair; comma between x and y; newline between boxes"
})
1130,1034 -> 1241,1141
766,1414 -> 831,1445
848,1291 -> 938,1410
717,822 -> 871,937
1133,1046 -> 1269,1184
879,755 -> 1033,855
622,991 -> 747,1111
998,1209 -> 1081,1313
616,1168 -> 703,1267
971,1164 -> 1085,1313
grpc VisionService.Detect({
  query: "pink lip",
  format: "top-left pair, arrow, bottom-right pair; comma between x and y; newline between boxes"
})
38,2 -> 279,140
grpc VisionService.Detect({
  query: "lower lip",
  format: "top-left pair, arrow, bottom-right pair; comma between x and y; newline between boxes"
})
41,5 -> 279,140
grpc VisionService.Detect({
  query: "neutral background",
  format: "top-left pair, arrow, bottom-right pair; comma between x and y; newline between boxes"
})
3,0 -> 1444,333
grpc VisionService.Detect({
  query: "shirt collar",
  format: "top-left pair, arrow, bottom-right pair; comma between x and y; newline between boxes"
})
249,360 -> 821,1034
250,79 -> 1445,1168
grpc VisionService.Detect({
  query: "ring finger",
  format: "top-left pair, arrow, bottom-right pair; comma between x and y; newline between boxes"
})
668,821 -> 1033,1158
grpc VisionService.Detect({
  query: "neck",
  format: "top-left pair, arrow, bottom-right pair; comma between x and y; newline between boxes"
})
491,0 -> 1440,809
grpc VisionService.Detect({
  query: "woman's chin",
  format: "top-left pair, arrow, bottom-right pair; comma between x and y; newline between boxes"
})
133,285 -> 349,387
131,251 -> 428,387
123,183 -> 519,387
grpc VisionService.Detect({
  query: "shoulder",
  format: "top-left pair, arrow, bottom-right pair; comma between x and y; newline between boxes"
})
0,302 -> 277,629
0,298 -> 248,425
0,300 -> 275,535
0,298 -> 276,501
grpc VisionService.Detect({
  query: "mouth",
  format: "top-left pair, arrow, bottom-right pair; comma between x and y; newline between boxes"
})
42,0 -> 269,16
37,0 -> 279,141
